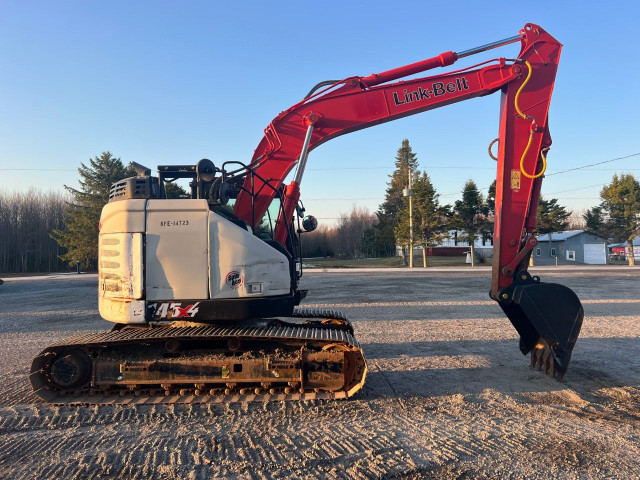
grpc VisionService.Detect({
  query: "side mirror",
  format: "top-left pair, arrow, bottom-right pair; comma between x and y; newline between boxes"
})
210,181 -> 232,205
302,215 -> 318,232
219,182 -> 232,205
196,158 -> 216,182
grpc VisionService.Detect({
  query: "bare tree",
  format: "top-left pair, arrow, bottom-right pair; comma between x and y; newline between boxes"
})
0,190 -> 68,273
568,209 -> 587,230
300,224 -> 337,258
336,206 -> 378,259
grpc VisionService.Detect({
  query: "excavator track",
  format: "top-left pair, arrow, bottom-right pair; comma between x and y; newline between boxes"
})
30,308 -> 367,405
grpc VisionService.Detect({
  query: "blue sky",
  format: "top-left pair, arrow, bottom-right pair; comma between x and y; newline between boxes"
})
1,1 -> 639,223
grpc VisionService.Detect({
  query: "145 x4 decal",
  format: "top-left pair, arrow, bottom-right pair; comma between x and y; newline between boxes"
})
148,302 -> 200,319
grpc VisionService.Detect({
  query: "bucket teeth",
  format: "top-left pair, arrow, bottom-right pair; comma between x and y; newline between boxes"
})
530,338 -> 561,380
499,276 -> 583,381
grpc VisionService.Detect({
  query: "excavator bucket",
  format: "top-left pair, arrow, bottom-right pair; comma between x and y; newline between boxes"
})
498,272 -> 583,379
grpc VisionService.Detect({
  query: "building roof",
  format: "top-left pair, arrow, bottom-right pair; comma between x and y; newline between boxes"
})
608,237 -> 640,248
536,230 -> 586,242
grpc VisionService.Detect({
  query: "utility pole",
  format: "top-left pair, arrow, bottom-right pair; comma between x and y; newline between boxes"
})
403,169 -> 414,268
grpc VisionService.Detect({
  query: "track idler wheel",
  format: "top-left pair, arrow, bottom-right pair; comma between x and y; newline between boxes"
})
49,349 -> 92,388
498,272 -> 583,379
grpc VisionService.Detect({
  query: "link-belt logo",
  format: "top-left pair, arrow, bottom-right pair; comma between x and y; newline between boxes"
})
392,77 -> 469,106
151,302 -> 200,318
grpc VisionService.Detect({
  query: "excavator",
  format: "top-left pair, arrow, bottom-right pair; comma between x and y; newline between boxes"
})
31,23 -> 583,404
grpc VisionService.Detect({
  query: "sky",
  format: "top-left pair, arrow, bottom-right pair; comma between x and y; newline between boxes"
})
1,1 -> 639,224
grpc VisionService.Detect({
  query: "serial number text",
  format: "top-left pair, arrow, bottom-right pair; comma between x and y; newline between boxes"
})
160,220 -> 190,227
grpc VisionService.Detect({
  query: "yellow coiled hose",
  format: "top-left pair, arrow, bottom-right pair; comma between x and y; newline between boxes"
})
515,61 -> 546,179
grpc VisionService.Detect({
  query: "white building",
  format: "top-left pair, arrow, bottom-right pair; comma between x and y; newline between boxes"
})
396,230 -> 493,258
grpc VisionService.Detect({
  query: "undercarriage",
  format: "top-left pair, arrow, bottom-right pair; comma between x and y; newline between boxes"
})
30,309 -> 367,404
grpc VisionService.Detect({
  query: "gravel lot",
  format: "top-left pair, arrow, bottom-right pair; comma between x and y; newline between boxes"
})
0,268 -> 639,479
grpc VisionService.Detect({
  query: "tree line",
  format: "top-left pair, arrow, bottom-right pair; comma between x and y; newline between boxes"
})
300,207 -> 382,259
0,190 -> 68,273
300,141 -> 481,264
302,140 -> 499,265
301,139 -> 640,266
0,152 -> 138,273
1,146 -> 638,273
582,173 -> 640,265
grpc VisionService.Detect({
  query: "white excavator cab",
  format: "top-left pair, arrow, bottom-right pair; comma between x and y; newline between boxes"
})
98,196 -> 292,324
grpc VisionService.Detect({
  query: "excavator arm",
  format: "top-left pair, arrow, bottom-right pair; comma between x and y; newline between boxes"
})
233,23 -> 583,378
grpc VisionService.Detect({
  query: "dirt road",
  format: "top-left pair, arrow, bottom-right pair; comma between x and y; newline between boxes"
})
1,269 -> 639,479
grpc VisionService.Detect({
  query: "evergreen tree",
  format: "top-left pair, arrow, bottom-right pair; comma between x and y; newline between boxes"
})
583,206 -> 605,234
165,182 -> 189,199
410,171 -> 448,267
52,152 -> 135,269
486,180 -> 496,217
368,221 -> 396,257
481,179 -> 497,243
361,227 -> 377,258
376,139 -> 419,264
451,179 -> 487,267
380,139 -> 419,219
393,206 -> 411,263
599,173 -> 640,266
535,196 -> 571,256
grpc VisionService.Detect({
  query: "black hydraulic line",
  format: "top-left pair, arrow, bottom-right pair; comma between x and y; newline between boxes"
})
304,80 -> 341,99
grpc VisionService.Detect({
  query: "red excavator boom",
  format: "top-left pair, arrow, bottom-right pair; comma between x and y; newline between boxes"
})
234,23 -> 583,378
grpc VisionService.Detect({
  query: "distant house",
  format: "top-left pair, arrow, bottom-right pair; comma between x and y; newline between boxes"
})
438,230 -> 493,249
535,230 -> 607,264
396,230 -> 493,258
608,237 -> 640,260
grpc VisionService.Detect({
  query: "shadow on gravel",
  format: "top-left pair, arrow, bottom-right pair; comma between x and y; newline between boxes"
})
361,337 -> 640,399
0,312 -> 102,333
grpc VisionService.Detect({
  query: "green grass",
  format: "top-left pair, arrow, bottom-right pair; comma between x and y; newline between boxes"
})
0,272 -> 59,278
303,256 -> 472,268
0,270 -> 92,278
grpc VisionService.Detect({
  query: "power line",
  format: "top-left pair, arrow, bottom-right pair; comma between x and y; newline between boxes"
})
557,168 -> 640,171
0,165 -> 490,172
554,197 -> 600,200
303,152 -> 640,173
306,183 -> 605,203
2,152 -> 638,174
546,183 -> 605,195
307,166 -> 390,171
305,197 -> 383,201
545,152 -> 640,176
307,166 -> 495,171
0,168 -> 76,171
439,186 -> 489,197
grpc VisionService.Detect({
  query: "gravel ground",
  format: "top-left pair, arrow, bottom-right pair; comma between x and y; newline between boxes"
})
0,268 -> 639,479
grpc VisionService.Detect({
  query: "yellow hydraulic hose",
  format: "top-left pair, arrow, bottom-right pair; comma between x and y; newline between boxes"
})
515,61 -> 546,179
